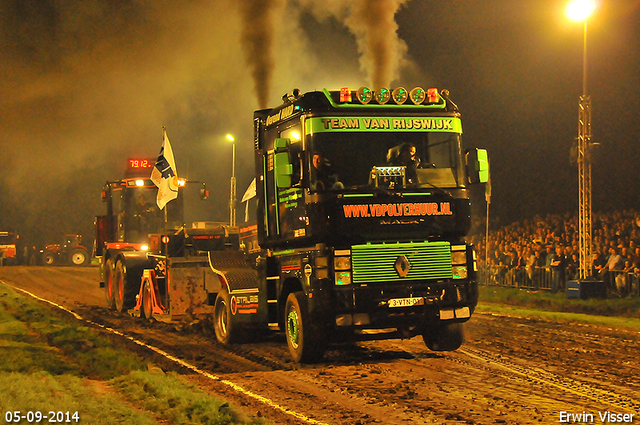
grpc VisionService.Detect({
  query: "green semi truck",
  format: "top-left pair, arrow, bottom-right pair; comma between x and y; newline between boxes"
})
102,86 -> 489,363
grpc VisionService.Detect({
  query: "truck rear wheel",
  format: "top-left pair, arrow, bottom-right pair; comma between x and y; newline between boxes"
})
285,291 -> 326,363
104,259 -> 116,309
423,322 -> 464,351
214,288 -> 241,344
141,280 -> 153,321
114,260 -> 138,313
70,248 -> 89,266
42,251 -> 56,266
104,258 -> 116,310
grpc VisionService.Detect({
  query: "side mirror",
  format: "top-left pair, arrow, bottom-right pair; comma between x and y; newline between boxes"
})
466,148 -> 489,184
274,138 -> 293,188
199,183 -> 209,200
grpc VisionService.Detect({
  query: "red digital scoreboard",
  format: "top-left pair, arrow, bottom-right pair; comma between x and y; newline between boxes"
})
125,158 -> 156,178
128,158 -> 155,169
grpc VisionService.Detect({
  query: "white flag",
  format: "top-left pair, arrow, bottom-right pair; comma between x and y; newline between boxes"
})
241,178 -> 257,203
151,128 -> 179,209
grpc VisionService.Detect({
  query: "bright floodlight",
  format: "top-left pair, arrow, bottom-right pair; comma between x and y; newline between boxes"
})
566,0 -> 597,22
226,134 -> 235,142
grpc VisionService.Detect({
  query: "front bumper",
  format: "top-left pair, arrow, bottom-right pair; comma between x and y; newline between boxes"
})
320,279 -> 477,338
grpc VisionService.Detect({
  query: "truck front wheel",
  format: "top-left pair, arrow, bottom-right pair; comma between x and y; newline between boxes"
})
285,291 -> 326,363
423,322 -> 464,351
214,288 -> 241,344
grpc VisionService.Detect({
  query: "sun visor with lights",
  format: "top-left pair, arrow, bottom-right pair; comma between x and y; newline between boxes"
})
328,86 -> 444,107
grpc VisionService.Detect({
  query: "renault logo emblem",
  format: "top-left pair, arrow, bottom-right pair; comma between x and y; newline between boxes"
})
394,255 -> 411,277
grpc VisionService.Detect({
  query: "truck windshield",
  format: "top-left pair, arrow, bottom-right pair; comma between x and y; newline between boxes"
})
308,131 -> 465,190
114,186 -> 183,243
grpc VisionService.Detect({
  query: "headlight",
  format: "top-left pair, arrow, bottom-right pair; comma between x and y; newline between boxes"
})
451,248 -> 467,265
335,271 -> 352,285
452,265 -> 467,279
334,256 -> 351,270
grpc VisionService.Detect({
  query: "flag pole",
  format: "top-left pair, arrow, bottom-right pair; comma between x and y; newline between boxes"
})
485,201 -> 490,268
484,167 -> 491,270
162,127 -> 168,230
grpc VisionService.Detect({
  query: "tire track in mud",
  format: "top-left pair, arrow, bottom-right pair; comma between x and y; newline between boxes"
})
458,346 -> 640,413
4,267 -> 640,424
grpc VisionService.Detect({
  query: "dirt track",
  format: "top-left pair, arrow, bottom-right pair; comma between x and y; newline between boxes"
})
1,266 -> 638,424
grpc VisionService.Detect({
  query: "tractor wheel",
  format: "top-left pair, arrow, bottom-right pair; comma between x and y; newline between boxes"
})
285,291 -> 326,363
214,288 -> 242,344
104,258 -> 116,309
69,248 -> 89,266
113,260 -> 139,313
422,322 -> 464,351
42,251 -> 56,266
141,279 -> 153,321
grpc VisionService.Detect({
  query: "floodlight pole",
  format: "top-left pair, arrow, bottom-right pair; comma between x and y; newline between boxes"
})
577,21 -> 592,279
225,134 -> 237,227
230,139 -> 237,227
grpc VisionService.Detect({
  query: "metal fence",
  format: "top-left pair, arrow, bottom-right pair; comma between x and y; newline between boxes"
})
477,265 -> 639,297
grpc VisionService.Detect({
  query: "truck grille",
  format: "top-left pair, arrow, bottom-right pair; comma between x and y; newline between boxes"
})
351,241 -> 452,283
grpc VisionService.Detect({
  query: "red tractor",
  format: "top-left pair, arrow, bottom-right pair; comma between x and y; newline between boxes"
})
0,231 -> 18,266
41,234 -> 90,266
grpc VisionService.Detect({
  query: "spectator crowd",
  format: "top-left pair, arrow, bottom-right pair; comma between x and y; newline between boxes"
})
471,210 -> 640,297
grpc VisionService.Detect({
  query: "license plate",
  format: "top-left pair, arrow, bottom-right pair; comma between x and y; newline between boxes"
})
388,297 -> 425,308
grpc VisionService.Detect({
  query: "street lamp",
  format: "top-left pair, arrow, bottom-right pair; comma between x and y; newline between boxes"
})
566,0 -> 596,280
226,134 -> 236,227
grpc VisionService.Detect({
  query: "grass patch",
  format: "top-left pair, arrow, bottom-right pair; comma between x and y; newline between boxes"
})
113,371 -> 267,424
0,371 -> 158,425
0,283 -> 270,425
478,285 -> 640,329
0,285 -> 146,379
476,303 -> 640,330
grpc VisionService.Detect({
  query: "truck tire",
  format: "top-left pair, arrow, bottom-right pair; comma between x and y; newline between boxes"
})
214,288 -> 241,344
423,322 -> 464,351
42,251 -> 56,266
104,258 -> 116,309
114,260 -> 139,313
69,248 -> 89,266
285,291 -> 326,363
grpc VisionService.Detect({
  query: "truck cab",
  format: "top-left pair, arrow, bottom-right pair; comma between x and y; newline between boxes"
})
251,87 -> 488,362
95,158 -> 208,313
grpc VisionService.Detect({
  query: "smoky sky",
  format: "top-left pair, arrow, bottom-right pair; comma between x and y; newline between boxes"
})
0,0 -> 639,246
